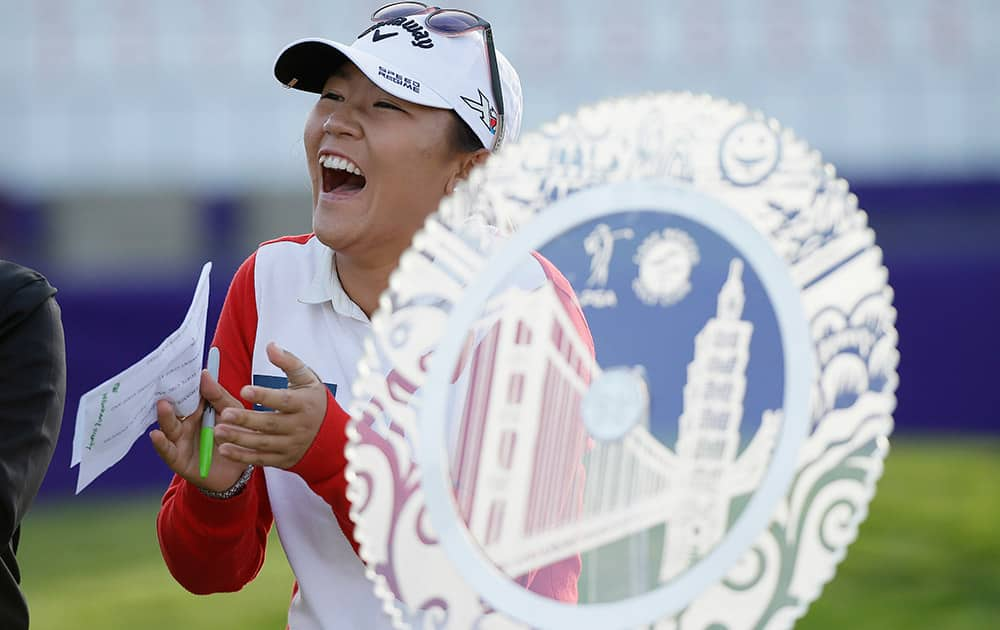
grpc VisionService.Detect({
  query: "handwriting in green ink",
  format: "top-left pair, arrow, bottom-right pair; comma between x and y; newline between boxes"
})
86,391 -> 109,451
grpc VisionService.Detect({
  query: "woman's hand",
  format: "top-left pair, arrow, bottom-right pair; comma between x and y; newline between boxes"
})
212,342 -> 329,469
150,369 -> 250,493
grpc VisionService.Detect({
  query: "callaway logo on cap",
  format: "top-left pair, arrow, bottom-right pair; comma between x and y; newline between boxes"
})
273,12 -> 522,152
357,15 -> 435,48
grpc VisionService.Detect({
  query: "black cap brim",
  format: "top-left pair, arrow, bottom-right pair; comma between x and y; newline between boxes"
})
274,40 -> 351,94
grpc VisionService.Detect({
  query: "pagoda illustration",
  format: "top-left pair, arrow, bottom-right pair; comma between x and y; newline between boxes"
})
658,258 -> 781,581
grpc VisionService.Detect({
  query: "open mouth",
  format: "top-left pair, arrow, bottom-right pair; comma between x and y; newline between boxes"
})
320,154 -> 367,196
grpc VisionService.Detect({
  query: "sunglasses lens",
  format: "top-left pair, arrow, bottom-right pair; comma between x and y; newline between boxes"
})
426,10 -> 483,33
373,2 -> 427,21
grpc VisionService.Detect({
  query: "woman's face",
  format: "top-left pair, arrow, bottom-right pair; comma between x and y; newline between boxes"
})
303,61 -> 468,260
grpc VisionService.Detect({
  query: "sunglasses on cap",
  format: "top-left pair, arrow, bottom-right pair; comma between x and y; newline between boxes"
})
370,2 -> 505,150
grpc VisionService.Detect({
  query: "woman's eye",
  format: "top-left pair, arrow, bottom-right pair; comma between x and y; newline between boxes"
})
375,100 -> 403,111
321,92 -> 343,102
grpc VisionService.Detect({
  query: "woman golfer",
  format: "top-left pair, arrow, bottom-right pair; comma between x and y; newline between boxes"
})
151,4 -> 588,628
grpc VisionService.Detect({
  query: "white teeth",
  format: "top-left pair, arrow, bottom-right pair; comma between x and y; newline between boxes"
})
320,155 -> 363,177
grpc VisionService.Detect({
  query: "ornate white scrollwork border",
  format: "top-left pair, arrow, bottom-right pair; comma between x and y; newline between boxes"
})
345,92 -> 898,630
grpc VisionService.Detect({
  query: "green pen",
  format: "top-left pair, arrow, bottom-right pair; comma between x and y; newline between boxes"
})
199,346 -> 221,478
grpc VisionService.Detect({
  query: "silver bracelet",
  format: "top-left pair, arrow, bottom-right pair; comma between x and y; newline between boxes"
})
198,465 -> 255,500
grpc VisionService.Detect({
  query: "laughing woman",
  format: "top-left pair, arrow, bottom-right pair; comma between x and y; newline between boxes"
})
150,4 -> 587,628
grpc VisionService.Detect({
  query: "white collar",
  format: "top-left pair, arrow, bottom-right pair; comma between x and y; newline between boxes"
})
297,245 -> 370,323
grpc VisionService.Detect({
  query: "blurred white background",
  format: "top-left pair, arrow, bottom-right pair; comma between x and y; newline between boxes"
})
3,0 -> 998,195
4,0 -> 999,273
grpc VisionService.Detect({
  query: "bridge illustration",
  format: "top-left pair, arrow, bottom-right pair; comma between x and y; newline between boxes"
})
450,259 -> 780,581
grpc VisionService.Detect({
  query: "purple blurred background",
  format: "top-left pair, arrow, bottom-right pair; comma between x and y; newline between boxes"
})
3,178 -> 995,500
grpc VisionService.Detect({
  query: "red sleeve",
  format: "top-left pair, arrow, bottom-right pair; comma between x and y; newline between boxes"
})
156,252 -> 275,594
532,251 -> 595,359
518,252 -> 593,602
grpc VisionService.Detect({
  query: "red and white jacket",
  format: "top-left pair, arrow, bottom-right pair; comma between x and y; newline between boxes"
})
156,234 -> 590,629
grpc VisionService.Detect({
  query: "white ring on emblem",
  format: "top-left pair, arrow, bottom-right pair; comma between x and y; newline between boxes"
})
417,181 -> 814,629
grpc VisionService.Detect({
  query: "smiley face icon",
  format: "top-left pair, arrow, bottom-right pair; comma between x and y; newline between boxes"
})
719,119 -> 781,186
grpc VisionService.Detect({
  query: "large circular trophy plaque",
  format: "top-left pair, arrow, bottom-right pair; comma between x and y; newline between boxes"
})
345,93 -> 898,629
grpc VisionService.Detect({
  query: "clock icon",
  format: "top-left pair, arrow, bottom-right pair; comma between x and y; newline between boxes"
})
633,228 -> 700,307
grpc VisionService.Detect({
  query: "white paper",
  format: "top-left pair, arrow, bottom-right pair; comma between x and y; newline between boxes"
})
72,262 -> 212,493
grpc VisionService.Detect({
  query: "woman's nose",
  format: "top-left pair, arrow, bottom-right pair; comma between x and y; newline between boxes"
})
322,111 -> 361,137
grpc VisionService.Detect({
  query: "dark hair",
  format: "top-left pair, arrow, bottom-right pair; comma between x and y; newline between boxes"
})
450,111 -> 485,153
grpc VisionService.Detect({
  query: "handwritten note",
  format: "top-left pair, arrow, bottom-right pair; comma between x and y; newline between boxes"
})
72,262 -> 212,493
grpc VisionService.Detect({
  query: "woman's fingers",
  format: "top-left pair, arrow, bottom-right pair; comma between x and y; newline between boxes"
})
149,429 -> 178,467
219,407 -> 291,435
266,342 -> 320,388
214,410 -> 314,469
196,343 -> 327,471
153,397 -> 206,474
239,384 -> 299,414
216,442 -> 290,468
215,424 -> 282,452
156,399 -> 185,442
201,369 -> 243,412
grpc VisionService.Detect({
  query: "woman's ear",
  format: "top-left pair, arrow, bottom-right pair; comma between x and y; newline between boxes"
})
445,148 -> 490,194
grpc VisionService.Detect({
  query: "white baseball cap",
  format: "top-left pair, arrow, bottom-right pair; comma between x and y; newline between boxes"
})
274,10 -> 522,152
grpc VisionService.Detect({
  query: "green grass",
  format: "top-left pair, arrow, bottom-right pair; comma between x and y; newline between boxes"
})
18,438 -> 1000,629
19,495 -> 293,630
798,437 -> 1000,630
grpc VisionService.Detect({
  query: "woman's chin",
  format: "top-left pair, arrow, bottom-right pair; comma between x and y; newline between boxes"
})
311,212 -> 354,251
